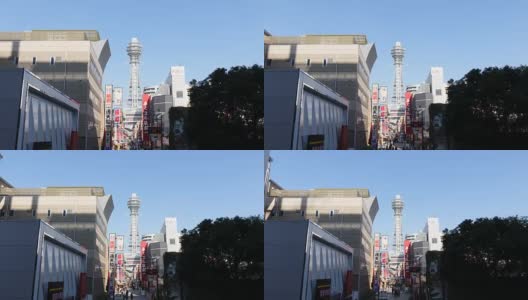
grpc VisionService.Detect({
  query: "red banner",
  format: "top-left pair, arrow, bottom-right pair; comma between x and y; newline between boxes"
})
405,92 -> 412,135
142,94 -> 151,144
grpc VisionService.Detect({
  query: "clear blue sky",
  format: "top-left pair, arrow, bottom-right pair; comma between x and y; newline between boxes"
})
0,0 -> 262,101
265,0 -> 528,95
269,151 -> 528,246
0,151 -> 262,245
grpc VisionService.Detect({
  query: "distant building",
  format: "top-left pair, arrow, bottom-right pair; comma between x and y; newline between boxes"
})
265,33 -> 377,148
426,67 -> 448,104
0,184 -> 114,298
0,69 -> 80,149
161,217 -> 181,253
266,183 -> 379,297
424,217 -> 443,251
265,69 -> 348,150
0,30 -> 111,149
166,66 -> 189,107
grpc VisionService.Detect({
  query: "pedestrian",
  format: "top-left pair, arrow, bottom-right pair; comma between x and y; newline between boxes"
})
125,290 -> 129,300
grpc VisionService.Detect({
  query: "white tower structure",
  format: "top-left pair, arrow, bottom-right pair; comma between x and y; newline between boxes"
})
392,194 -> 404,253
127,37 -> 142,110
391,42 -> 405,110
127,193 -> 141,254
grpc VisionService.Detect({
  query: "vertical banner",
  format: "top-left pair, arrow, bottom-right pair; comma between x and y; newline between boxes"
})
109,233 -> 116,254
142,94 -> 151,146
116,235 -> 124,252
104,85 -> 113,150
113,87 -> 123,107
374,233 -> 380,252
140,241 -> 148,283
405,91 -> 412,135
381,235 -> 389,251
372,84 -> 379,106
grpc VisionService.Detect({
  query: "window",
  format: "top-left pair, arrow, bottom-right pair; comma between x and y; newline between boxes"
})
170,238 -> 176,245
32,210 -> 36,217
432,238 -> 438,244
306,58 -> 311,66
266,59 -> 272,66
279,210 -> 284,216
290,58 -> 295,66
315,210 -> 319,217
47,210 -> 51,217
435,89 -> 442,96
9,210 -> 14,217
32,57 -> 36,65
62,210 -> 67,217
270,211 -> 276,217
50,57 -> 55,65
323,58 -> 327,67
176,91 -> 184,98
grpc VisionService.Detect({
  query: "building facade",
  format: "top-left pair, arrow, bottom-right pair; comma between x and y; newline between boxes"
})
0,69 -> 80,149
265,220 -> 355,300
166,66 -> 189,107
161,217 -> 181,253
264,33 -> 377,148
0,30 -> 111,149
265,69 -> 349,150
265,185 -> 379,296
0,185 -> 114,297
0,219 -> 88,300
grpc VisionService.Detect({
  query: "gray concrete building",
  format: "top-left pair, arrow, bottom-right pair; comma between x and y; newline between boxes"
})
0,219 -> 88,300
265,182 -> 379,297
265,220 -> 355,300
0,184 -> 114,298
0,30 -> 111,149
150,94 -> 172,148
265,33 -> 377,148
265,69 -> 348,150
0,69 -> 80,149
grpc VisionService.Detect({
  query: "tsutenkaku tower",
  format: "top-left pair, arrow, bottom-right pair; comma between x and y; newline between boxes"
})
391,41 -> 405,109
392,194 -> 404,253
127,193 -> 141,254
127,37 -> 142,109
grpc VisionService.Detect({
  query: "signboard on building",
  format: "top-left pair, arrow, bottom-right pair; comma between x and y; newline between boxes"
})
405,91 -> 412,135
117,253 -> 124,266
142,94 -> 151,144
114,109 -> 121,123
379,86 -> 388,104
372,84 -> 379,105
105,85 -> 113,108
306,135 -> 325,150
109,233 -> 116,254
116,235 -> 124,252
381,235 -> 389,251
47,282 -> 64,300
315,279 -> 331,300
104,85 -> 113,150
374,233 -> 380,252
113,87 -> 123,107
140,241 -> 148,282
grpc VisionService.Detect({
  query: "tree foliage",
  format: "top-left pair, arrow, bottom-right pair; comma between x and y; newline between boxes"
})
179,216 -> 263,300
186,65 -> 263,149
446,66 -> 528,149
440,216 -> 528,298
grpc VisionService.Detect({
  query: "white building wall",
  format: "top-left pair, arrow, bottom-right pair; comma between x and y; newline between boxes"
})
161,217 -> 180,252
424,217 -> 443,251
166,66 -> 189,107
426,67 -> 447,104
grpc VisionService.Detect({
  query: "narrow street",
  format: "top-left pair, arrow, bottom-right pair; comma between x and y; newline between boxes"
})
113,290 -> 148,300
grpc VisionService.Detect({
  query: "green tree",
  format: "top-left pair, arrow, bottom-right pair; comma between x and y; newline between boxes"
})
179,216 -> 263,300
186,65 -> 263,149
440,216 -> 528,299
446,66 -> 528,149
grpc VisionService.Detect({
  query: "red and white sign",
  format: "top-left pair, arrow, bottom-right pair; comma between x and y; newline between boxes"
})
140,241 -> 148,282
405,91 -> 412,135
114,109 -> 121,123
109,233 -> 116,254
142,94 -> 151,144
374,233 -> 380,252
116,235 -> 124,252
117,253 -> 124,266
113,87 -> 123,107
381,235 -> 389,251
372,84 -> 379,105
105,85 -> 113,108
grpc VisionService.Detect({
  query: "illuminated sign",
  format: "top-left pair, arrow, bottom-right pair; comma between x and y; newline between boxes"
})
109,233 -> 116,253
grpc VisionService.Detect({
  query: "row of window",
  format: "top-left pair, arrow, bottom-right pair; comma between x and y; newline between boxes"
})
12,56 -> 57,65
270,209 -> 337,217
266,58 -> 331,67
0,209 -> 68,217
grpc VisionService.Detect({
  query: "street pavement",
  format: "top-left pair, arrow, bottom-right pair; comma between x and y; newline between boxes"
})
386,290 -> 411,300
112,290 -> 147,300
